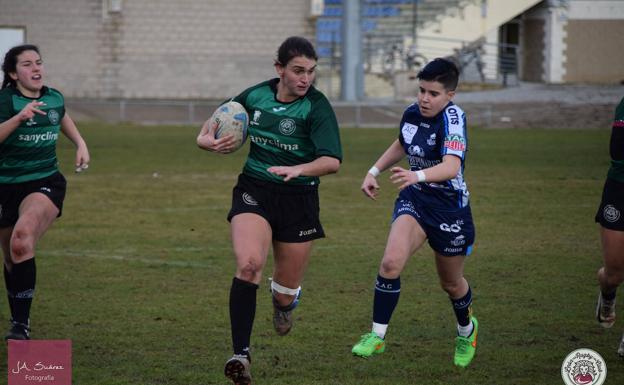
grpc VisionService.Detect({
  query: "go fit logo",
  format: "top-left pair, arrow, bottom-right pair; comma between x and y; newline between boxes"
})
8,340 -> 71,385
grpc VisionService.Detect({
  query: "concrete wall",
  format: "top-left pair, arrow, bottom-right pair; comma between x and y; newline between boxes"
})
0,0 -> 314,99
564,1 -> 624,83
522,0 -> 624,84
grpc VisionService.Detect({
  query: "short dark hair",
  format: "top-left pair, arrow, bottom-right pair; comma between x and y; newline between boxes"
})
417,58 -> 459,91
276,36 -> 318,66
2,44 -> 40,89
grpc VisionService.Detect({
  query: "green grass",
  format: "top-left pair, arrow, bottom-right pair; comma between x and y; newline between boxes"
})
1,123 -> 622,384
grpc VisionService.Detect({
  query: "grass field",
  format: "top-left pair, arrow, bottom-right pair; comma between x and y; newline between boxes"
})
1,122 -> 621,385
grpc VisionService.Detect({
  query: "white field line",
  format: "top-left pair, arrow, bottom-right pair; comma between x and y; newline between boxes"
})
44,243 -> 364,267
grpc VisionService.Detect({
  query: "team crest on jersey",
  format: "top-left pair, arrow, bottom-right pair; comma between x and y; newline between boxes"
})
279,119 -> 296,135
427,133 -> 436,146
48,109 -> 60,125
444,134 -> 466,151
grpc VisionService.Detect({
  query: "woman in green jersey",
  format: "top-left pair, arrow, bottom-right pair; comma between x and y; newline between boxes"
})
197,36 -> 342,385
0,44 -> 89,339
594,97 -> 624,356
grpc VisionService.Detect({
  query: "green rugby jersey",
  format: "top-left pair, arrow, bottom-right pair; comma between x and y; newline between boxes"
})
608,97 -> 624,182
233,78 -> 342,185
0,86 -> 65,183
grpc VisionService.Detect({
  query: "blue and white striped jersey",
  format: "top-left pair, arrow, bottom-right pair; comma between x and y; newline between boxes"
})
397,101 -> 470,210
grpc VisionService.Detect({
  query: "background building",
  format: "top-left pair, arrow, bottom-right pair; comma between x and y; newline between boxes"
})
1,0 -> 622,101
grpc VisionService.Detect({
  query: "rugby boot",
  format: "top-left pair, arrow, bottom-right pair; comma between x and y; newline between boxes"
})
352,332 -> 386,358
454,317 -> 478,368
596,292 -> 616,328
224,354 -> 251,385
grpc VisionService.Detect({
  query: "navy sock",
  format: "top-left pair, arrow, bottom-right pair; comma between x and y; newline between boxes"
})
9,258 -> 36,325
372,275 -> 401,325
450,286 -> 472,327
229,277 -> 258,359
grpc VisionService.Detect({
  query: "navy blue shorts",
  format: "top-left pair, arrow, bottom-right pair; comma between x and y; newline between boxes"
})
392,192 -> 475,256
227,174 -> 325,243
0,172 -> 67,227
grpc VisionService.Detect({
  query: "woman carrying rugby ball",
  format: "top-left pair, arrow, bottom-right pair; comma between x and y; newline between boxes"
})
197,36 -> 342,385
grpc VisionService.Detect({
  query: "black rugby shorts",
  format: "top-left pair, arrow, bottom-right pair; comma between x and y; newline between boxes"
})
227,173 -> 325,242
0,172 -> 67,227
595,178 -> 624,231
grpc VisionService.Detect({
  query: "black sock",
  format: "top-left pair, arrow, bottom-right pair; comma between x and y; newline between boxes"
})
10,258 -> 36,325
4,264 -> 15,319
229,277 -> 258,359
602,289 -> 617,301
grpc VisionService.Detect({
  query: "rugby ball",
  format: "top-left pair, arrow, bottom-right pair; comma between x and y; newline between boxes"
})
211,101 -> 249,152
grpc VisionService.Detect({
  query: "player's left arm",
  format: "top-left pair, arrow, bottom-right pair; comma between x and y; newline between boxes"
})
267,155 -> 340,182
390,154 -> 460,190
60,113 -> 90,171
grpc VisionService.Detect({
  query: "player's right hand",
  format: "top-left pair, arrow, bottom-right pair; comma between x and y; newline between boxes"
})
361,173 -> 380,200
17,101 -> 46,121
196,119 -> 237,153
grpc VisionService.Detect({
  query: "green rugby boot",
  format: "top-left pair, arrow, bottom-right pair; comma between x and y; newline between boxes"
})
454,317 -> 478,368
352,332 -> 385,358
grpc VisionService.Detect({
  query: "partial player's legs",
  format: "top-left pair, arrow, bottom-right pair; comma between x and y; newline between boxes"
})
434,252 -> 478,368
226,213 -> 272,384
596,227 -> 624,328
2,193 -> 59,340
352,215 -> 426,358
270,240 -> 312,335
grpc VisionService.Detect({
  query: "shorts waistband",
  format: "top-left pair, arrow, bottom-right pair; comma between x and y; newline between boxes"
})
239,173 -> 319,194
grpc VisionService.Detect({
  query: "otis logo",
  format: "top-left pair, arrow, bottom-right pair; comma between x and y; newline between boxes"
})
447,107 -> 460,125
561,348 -> 606,385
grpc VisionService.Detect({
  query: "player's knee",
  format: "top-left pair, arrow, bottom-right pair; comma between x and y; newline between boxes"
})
379,258 -> 402,277
439,279 -> 463,297
237,259 -> 263,282
10,231 -> 33,263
